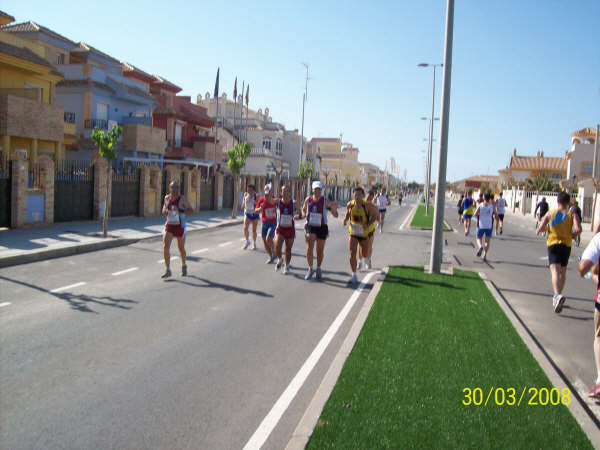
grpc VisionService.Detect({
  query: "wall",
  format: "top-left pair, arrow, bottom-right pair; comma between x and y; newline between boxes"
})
0,65 -> 54,104
567,142 -> 595,180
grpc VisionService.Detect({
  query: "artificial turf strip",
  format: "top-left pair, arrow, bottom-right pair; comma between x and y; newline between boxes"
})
307,266 -> 593,449
410,204 -> 449,230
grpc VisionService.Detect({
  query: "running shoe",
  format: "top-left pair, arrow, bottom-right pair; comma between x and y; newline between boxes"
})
348,273 -> 358,284
366,258 -> 372,270
499,227 -> 503,235
275,259 -> 282,271
482,255 -> 487,263
588,382 -> 600,398
161,268 -> 172,279
282,265 -> 289,275
242,240 -> 250,250
357,259 -> 363,271
252,242 -> 257,250
476,247 -> 483,257
553,294 -> 566,313
305,268 -> 314,280
266,256 -> 274,264
181,264 -> 187,276
315,267 -> 323,280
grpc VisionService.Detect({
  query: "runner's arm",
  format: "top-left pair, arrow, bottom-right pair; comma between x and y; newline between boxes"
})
342,204 -> 351,226
297,198 -> 308,220
181,197 -> 194,214
327,199 -> 339,218
161,196 -> 169,215
595,220 -> 600,235
254,198 -> 264,214
537,211 -> 551,234
367,203 -> 379,227
573,213 -> 582,237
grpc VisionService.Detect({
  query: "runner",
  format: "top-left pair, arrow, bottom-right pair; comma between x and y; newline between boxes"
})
537,191 -> 581,313
343,187 -> 378,284
398,191 -> 403,207
299,181 -> 338,280
376,187 -> 391,233
241,184 -> 259,250
570,200 -> 582,247
255,183 -> 277,264
461,191 -> 475,236
577,234 -> 600,397
357,189 -> 379,270
495,191 -> 507,235
273,185 -> 297,274
457,194 -> 465,224
535,196 -> 549,234
474,192 -> 498,263
161,180 -> 194,278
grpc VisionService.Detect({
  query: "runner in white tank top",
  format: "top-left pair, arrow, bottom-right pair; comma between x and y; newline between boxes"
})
376,188 -> 391,233
474,192 -> 499,262
495,192 -> 507,235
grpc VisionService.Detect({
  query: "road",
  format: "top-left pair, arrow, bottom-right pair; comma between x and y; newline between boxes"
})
0,199 -> 423,450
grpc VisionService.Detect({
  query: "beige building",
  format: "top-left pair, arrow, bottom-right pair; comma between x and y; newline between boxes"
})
312,137 -> 361,186
566,127 -> 597,183
498,148 -> 568,185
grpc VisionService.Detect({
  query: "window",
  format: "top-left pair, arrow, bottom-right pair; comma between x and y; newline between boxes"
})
551,172 -> 562,180
262,137 -> 272,151
96,102 -> 108,121
582,163 -> 593,176
275,139 -> 283,156
56,53 -> 65,65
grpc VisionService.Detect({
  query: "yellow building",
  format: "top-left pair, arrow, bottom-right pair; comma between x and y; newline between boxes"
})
498,148 -> 567,185
0,11 -> 66,162
311,137 -> 361,185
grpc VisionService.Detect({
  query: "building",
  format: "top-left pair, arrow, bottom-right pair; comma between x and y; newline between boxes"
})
0,13 -> 67,162
566,127 -> 597,183
314,137 -> 361,186
359,162 -> 380,187
448,175 -> 501,193
498,148 -> 567,185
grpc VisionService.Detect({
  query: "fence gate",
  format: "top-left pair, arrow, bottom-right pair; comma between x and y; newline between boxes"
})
111,167 -> 140,217
0,159 -> 11,227
223,175 -> 234,209
584,197 -> 593,222
200,177 -> 214,210
54,160 -> 94,222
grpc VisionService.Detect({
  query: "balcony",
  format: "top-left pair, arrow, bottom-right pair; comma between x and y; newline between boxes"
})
0,93 -> 63,142
84,118 -> 108,130
122,123 -> 166,155
121,115 -> 152,126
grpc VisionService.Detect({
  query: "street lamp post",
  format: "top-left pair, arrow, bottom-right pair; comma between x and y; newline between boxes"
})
418,62 -> 443,215
420,116 -> 439,214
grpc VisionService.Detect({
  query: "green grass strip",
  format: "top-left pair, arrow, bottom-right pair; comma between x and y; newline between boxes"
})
307,266 -> 592,449
410,204 -> 449,230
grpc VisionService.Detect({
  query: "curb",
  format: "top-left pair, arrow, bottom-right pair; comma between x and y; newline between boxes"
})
0,218 -> 243,269
285,267 -> 389,450
478,272 -> 600,447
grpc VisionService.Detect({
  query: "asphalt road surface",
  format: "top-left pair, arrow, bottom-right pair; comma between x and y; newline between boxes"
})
1,199 -> 424,450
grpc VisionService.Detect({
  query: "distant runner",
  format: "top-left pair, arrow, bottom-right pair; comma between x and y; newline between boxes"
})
461,191 -> 475,236
457,194 -> 465,224
537,192 -> 581,313
242,184 -> 259,250
273,185 -> 297,274
398,191 -> 403,207
571,200 -> 582,247
299,181 -> 339,280
495,191 -> 507,235
255,183 -> 277,264
161,180 -> 193,278
376,187 -> 391,233
474,192 -> 498,263
535,197 -> 549,234
358,189 -> 379,270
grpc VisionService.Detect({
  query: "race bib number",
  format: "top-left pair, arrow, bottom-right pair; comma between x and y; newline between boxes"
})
265,208 -> 276,219
167,209 -> 180,225
280,214 -> 293,227
245,200 -> 255,213
351,225 -> 365,237
309,212 -> 322,226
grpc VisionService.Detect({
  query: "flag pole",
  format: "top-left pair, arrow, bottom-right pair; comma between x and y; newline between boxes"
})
233,77 -> 237,145
213,68 -> 219,165
240,80 -> 245,143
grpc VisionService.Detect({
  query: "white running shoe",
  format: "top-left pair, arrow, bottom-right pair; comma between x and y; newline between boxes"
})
242,240 -> 250,250
266,256 -> 274,264
305,268 -> 314,280
553,294 -> 566,313
366,258 -> 372,270
275,259 -> 282,271
282,265 -> 289,274
252,242 -> 257,250
357,259 -> 364,271
348,273 -> 358,284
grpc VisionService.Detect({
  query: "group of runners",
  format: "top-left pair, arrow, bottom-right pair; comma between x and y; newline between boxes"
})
159,178 -> 393,285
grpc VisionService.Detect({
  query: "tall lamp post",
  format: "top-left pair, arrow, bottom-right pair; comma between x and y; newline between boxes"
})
418,62 -> 443,215
420,116 -> 439,213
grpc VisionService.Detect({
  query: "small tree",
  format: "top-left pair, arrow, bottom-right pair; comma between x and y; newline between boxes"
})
298,160 -> 314,197
226,141 -> 253,218
91,125 -> 122,238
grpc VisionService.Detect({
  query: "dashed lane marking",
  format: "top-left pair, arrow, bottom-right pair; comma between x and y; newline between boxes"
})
157,256 -> 178,264
111,267 -> 139,276
192,248 -> 209,254
218,241 -> 233,247
50,282 -> 86,293
0,302 -> 11,308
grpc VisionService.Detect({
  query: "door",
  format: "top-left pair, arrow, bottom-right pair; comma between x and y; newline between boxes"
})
175,123 -> 182,147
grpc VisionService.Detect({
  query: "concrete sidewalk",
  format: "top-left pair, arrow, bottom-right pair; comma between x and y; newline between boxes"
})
0,209 -> 243,268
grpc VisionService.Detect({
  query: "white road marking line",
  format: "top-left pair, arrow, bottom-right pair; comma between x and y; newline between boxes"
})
399,203 -> 418,231
243,271 -> 377,450
240,238 -> 247,241
50,282 -> 86,293
111,267 -> 139,276
218,241 -> 232,247
0,302 -> 11,308
192,248 -> 209,254
539,256 -> 549,260
157,256 -> 178,264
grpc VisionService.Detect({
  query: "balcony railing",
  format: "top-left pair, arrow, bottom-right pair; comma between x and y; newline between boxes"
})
64,111 -> 76,123
84,118 -> 108,130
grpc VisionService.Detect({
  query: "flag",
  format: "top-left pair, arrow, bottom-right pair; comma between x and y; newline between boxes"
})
233,77 -> 237,101
245,84 -> 249,106
213,68 -> 220,99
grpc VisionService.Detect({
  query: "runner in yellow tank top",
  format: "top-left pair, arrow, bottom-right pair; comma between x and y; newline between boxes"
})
537,192 -> 582,313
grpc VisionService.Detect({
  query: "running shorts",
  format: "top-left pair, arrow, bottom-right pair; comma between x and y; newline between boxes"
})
463,214 -> 472,220
379,208 -> 387,213
245,212 -> 260,221
262,221 -> 276,238
548,244 -> 571,267
165,224 -> 186,238
276,226 -> 295,239
306,224 -> 329,240
498,214 -> 505,221
476,228 -> 492,238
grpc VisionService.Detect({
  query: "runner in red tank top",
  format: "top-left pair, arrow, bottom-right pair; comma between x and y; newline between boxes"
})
161,180 -> 193,278
255,183 -> 277,264
274,185 -> 300,274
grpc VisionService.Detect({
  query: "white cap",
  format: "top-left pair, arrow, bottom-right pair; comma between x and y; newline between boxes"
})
312,181 -> 323,190
264,184 -> 271,194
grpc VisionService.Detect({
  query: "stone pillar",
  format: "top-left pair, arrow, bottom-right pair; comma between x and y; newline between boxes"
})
190,168 -> 200,212
139,165 -> 150,217
55,142 -> 64,161
93,158 -> 110,220
215,171 -> 224,210
151,165 -> 161,215
165,165 -> 180,190
31,138 -> 39,163
181,166 -> 192,198
38,155 -> 54,224
10,153 -> 27,228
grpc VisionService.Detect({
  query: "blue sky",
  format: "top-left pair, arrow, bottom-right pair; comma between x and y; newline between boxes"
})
4,0 -> 599,182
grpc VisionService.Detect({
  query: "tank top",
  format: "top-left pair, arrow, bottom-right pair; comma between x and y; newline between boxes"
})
463,198 -> 474,215
547,209 -> 573,247
348,200 -> 369,237
307,196 -> 326,227
478,203 -> 494,229
377,194 -> 388,209
165,195 -> 185,227
277,199 -> 294,228
244,193 -> 257,214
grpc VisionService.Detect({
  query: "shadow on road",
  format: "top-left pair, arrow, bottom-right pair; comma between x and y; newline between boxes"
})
0,275 -> 137,313
166,275 -> 273,298
498,286 -> 593,304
